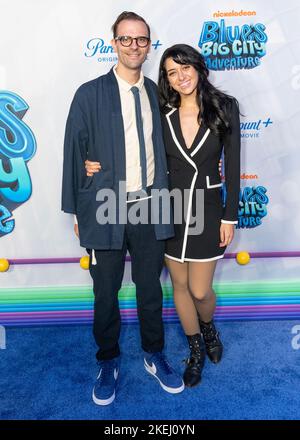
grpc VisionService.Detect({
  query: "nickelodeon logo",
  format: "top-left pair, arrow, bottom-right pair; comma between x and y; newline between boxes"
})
213,10 -> 256,18
241,173 -> 258,180
221,173 -> 258,180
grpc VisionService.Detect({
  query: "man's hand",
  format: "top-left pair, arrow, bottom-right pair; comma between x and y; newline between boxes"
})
85,160 -> 101,176
74,224 -> 79,238
219,223 -> 234,247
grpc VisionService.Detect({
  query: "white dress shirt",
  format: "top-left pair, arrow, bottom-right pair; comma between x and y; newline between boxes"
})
113,65 -> 154,192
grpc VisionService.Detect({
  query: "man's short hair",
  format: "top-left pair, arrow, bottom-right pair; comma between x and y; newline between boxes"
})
112,11 -> 151,39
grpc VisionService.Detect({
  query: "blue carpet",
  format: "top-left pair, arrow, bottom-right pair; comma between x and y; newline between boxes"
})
0,321 -> 299,420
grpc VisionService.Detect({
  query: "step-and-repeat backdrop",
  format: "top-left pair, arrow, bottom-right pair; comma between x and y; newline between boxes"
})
1,0 -> 300,325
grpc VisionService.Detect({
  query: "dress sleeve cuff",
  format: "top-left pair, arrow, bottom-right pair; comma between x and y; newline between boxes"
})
221,219 -> 238,224
74,215 -> 78,225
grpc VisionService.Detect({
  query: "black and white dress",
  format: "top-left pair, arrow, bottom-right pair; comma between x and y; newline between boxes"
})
161,100 -> 240,263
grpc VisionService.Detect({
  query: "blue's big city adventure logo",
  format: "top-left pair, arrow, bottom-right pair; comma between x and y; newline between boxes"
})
222,184 -> 269,229
237,186 -> 269,228
0,91 -> 36,237
198,18 -> 268,70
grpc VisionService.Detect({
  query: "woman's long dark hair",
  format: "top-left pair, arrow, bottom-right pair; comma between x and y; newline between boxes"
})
158,44 -> 238,137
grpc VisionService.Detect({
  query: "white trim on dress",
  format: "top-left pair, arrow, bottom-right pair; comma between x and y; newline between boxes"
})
190,129 -> 210,157
165,253 -> 224,263
206,176 -> 223,189
165,110 -> 211,263
221,219 -> 238,224
91,249 -> 97,265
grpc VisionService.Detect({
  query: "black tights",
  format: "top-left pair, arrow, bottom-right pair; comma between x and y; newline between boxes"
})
165,258 -> 217,335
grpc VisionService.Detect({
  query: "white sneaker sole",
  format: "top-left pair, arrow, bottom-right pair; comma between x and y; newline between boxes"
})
92,389 -> 115,406
144,360 -> 185,394
92,366 -> 118,406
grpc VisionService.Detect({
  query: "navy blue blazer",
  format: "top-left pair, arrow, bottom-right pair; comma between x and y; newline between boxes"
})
61,68 -> 174,249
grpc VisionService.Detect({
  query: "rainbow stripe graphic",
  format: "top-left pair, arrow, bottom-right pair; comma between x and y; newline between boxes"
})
1,281 -> 300,326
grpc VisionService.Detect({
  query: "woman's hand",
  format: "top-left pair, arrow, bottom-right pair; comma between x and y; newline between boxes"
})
85,160 -> 101,176
219,223 -> 234,247
218,159 -> 223,178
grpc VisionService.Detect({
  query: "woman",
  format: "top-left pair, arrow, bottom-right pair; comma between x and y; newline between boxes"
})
85,44 -> 240,388
158,44 -> 240,387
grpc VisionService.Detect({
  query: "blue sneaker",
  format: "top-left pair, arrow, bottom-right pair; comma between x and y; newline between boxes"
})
92,357 -> 119,406
144,352 -> 185,394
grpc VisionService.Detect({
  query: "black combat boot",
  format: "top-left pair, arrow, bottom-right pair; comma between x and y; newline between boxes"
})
183,334 -> 206,387
199,320 -> 223,364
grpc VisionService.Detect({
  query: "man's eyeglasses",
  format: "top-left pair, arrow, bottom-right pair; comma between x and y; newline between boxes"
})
115,36 -> 150,48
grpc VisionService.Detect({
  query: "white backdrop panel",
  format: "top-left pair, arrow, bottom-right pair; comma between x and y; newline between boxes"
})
0,0 -> 299,287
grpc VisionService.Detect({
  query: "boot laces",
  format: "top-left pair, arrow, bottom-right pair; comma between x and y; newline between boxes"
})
202,324 -> 219,343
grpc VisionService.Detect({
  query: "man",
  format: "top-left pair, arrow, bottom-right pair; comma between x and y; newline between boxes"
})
61,11 -> 184,406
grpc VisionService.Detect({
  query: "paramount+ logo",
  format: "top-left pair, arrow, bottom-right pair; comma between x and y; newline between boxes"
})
240,117 -> 273,139
84,38 -> 163,63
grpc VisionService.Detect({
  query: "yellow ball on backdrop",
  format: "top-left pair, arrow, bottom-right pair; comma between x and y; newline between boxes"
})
0,259 -> 10,272
80,256 -> 90,270
236,252 -> 250,265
